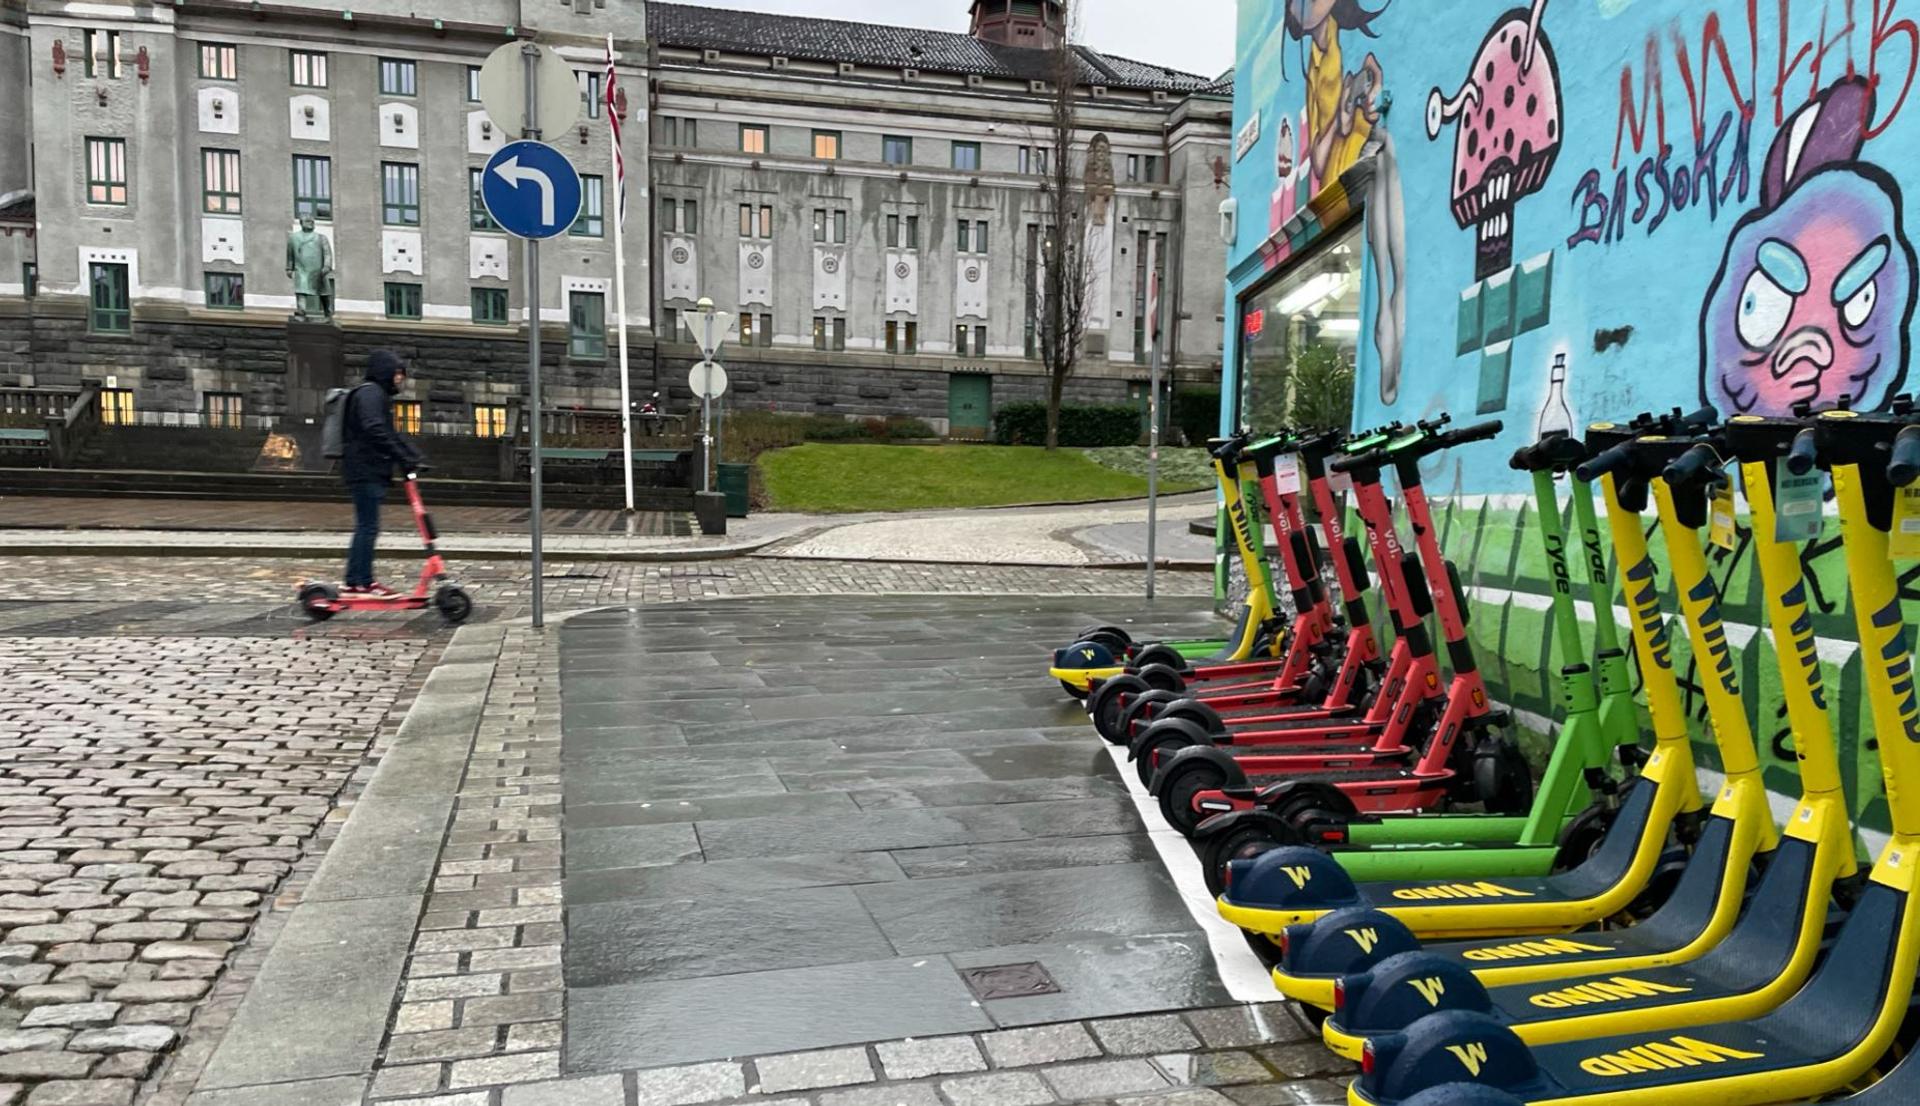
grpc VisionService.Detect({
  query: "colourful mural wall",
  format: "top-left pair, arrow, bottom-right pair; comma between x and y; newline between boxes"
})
1223,1 -> 1920,835
1224,0 -> 1920,467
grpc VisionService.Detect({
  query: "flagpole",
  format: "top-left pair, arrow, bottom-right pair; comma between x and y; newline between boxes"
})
1145,235 -> 1161,600
607,34 -> 635,513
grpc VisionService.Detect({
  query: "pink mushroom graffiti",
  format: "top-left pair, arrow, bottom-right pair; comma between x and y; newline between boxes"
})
1426,0 -> 1562,280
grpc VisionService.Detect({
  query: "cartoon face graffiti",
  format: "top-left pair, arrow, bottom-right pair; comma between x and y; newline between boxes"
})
1427,0 -> 1561,281
1700,78 -> 1915,416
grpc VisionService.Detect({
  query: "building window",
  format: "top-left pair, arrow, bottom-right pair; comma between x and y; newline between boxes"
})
885,320 -> 917,354
471,287 -> 509,325
293,155 -> 332,220
1018,146 -> 1049,175
384,281 -> 422,320
290,50 -> 328,88
204,391 -> 244,429
740,124 -> 767,154
832,317 -> 847,351
198,43 -> 237,81
739,313 -> 755,346
812,209 -> 848,245
100,388 -> 134,425
951,142 -> 981,171
573,175 -> 604,237
954,324 -> 969,356
1133,229 -> 1168,360
888,214 -> 920,250
661,307 -> 678,340
738,204 -> 751,237
570,291 -> 607,359
85,137 -> 127,205
1235,220 -> 1363,431
883,135 -> 913,165
975,325 -> 988,355
473,404 -> 509,438
22,263 -> 36,298
1125,154 -> 1165,184
469,168 -> 498,230
812,130 -> 840,160
201,149 -> 241,214
393,401 -> 422,434
758,313 -> 773,347
83,30 -> 123,79
758,205 -> 772,238
579,71 -> 601,120
89,263 -> 130,333
657,116 -> 695,147
958,219 -> 989,254
662,197 -> 696,234
466,66 -> 481,102
1025,222 -> 1040,359
204,272 -> 244,310
812,316 -> 827,351
738,204 -> 772,238
381,162 -> 420,226
379,58 -> 416,96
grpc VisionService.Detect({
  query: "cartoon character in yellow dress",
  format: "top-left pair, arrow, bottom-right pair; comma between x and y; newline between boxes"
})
1289,0 -> 1389,191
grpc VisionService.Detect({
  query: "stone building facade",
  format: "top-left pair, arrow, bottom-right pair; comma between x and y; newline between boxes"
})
0,0 -> 1231,437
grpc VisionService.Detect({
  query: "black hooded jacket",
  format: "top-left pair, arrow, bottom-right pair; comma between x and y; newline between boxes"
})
341,350 -> 424,486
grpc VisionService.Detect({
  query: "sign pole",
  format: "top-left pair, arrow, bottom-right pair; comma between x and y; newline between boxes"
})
522,42 -> 545,630
608,54 -> 635,514
701,306 -> 713,493
1145,236 -> 1162,601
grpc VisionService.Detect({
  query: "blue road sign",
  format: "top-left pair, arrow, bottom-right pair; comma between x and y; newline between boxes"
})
481,141 -> 583,241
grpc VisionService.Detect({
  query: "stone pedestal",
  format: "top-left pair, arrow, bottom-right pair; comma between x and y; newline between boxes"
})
693,491 -> 727,536
285,319 -> 345,423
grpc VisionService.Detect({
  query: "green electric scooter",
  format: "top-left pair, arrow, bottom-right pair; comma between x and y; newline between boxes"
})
1190,426 -> 1661,894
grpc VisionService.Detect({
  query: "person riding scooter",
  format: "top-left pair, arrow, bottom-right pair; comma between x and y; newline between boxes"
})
340,349 -> 425,597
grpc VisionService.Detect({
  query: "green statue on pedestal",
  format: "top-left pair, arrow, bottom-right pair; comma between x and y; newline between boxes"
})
286,216 -> 335,321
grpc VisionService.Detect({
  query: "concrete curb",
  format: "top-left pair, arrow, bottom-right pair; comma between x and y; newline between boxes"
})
0,537 -> 786,562
187,625 -> 503,1105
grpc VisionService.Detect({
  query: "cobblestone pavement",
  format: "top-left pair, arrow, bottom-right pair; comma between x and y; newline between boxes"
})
0,635 -> 435,1106
0,557 -> 1212,625
0,498 -> 690,537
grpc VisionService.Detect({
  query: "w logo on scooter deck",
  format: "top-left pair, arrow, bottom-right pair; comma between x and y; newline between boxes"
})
1445,1042 -> 1489,1077
1623,558 -> 1673,671
1409,977 -> 1448,1006
1345,927 -> 1381,954
1871,599 -> 1920,743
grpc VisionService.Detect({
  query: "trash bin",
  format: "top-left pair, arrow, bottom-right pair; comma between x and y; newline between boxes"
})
717,462 -> 750,518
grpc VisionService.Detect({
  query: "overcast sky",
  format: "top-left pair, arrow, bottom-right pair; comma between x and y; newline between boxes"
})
679,0 -> 1236,79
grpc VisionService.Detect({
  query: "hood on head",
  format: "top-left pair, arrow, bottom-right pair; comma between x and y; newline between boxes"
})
365,349 -> 404,393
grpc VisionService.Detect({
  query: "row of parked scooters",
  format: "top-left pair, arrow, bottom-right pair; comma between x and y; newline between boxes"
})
1048,402 -> 1920,1105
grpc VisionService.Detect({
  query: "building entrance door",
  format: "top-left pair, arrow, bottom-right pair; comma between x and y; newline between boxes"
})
947,373 -> 991,440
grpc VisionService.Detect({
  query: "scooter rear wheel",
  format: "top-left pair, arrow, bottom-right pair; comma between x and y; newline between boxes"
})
1119,690 -> 1182,743
1131,643 -> 1186,671
297,583 -> 338,622
1059,680 -> 1091,701
434,585 -> 474,625
1134,663 -> 1187,693
1474,737 -> 1534,815
1201,819 -> 1300,897
1156,758 -> 1227,837
1089,675 -> 1150,743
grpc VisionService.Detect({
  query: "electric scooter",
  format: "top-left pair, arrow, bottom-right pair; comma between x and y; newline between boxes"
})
297,472 -> 475,624
1318,412 -> 1862,1058
1105,427 -> 1388,746
1145,419 -> 1531,835
1052,432 -> 1293,698
1248,411 -> 1767,1008
1185,428 -> 1650,894
1353,398 -> 1920,1106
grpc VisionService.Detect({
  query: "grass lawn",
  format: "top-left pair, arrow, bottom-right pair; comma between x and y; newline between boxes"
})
759,442 -> 1209,512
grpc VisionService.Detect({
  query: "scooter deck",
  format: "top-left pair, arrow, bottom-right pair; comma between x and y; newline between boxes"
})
1382,882 -> 1907,1106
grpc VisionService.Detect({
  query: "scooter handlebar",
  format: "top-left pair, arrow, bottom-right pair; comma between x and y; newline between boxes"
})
1662,441 -> 1722,489
1786,427 -> 1819,476
1890,424 -> 1920,487
1437,419 -> 1502,449
1575,442 -> 1633,483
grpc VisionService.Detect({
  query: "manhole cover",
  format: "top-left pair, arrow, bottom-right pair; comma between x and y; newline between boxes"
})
958,962 -> 1060,1001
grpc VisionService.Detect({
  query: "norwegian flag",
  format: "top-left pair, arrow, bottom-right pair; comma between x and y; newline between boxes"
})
604,34 -> 625,228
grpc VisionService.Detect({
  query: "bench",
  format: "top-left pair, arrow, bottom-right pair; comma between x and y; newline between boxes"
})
0,427 -> 51,467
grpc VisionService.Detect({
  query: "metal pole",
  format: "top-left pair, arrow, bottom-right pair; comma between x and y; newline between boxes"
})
700,307 -> 714,493
608,37 -> 635,513
522,42 -> 545,629
1145,237 -> 1162,600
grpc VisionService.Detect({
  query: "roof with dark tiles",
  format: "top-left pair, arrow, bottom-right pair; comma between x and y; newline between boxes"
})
647,2 -> 1224,95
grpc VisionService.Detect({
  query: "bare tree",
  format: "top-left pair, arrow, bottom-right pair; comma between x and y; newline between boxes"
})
1032,5 -> 1096,451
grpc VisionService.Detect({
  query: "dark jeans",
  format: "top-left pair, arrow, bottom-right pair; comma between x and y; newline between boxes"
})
346,482 -> 387,587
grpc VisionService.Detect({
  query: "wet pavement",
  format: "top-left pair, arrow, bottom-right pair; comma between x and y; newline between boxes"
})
559,597 -> 1233,1070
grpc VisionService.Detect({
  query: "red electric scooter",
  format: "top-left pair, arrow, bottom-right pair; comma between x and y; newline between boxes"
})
1145,418 -> 1527,834
297,472 -> 474,624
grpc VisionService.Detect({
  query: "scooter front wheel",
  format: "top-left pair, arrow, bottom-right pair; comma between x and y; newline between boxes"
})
434,585 -> 474,624
1201,818 -> 1299,897
297,583 -> 338,622
1156,758 -> 1227,837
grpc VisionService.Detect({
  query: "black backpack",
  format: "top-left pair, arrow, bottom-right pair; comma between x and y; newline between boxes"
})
320,383 -> 366,460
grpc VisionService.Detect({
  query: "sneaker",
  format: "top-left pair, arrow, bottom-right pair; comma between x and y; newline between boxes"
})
342,584 -> 371,595
364,583 -> 406,599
